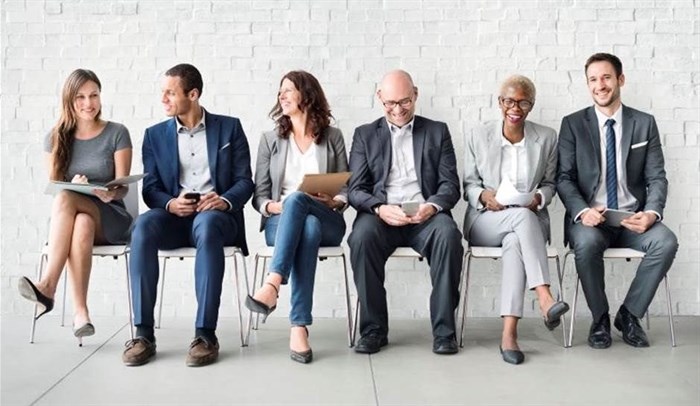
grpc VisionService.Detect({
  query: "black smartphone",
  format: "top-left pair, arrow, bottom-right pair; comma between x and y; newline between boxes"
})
184,192 -> 201,203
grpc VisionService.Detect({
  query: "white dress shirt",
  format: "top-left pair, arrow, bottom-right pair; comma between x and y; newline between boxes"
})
385,118 -> 424,205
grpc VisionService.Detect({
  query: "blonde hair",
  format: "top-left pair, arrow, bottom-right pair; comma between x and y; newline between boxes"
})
499,75 -> 536,101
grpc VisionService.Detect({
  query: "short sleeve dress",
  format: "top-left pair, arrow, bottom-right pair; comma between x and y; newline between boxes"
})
44,121 -> 134,244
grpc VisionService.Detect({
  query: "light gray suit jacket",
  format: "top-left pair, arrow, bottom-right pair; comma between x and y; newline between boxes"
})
462,120 -> 558,242
253,126 -> 348,231
557,105 -> 668,245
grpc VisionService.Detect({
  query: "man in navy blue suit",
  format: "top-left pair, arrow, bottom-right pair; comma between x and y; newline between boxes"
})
123,64 -> 254,367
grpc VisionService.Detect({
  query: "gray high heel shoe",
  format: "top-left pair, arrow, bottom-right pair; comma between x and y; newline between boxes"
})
73,322 -> 95,347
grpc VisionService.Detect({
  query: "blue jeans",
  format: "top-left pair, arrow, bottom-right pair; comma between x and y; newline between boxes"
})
264,192 -> 346,326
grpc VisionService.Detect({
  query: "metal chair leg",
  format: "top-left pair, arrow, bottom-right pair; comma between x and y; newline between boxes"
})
232,250 -> 248,347
554,256 -> 567,348
341,253 -> 354,348
60,271 -> 67,327
156,257 -> 168,329
459,252 -> 471,348
29,252 -> 48,343
124,253 -> 134,340
664,276 -> 676,347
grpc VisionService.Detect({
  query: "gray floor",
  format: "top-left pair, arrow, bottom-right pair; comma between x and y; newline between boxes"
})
1,314 -> 698,406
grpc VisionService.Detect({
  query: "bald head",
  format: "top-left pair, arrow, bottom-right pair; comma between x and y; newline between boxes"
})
377,69 -> 418,127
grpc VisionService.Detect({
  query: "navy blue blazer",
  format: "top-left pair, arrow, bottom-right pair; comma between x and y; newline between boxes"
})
141,110 -> 254,254
348,115 -> 460,214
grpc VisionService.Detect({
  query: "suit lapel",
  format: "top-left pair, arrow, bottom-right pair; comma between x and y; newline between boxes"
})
271,135 -> 288,194
318,129 -> 329,172
584,107 -> 602,172
412,117 -> 425,186
488,121 -> 504,184
621,105 -> 634,165
165,119 -> 180,193
205,113 -> 219,186
378,120 -> 392,182
524,121 -> 542,190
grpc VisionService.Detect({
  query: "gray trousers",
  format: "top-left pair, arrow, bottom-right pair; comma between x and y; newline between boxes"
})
469,208 -> 550,318
568,221 -> 678,321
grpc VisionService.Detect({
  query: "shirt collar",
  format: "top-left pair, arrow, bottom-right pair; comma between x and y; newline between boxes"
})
594,104 -> 622,129
176,108 -> 206,134
387,117 -> 415,135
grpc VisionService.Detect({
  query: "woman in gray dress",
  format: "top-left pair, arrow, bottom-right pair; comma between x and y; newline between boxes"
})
18,69 -> 133,345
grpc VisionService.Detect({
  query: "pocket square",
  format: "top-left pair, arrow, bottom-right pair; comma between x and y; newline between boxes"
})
219,142 -> 231,151
631,141 -> 648,149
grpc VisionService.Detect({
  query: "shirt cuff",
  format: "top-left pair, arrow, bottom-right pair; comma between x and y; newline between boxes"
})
536,190 -> 546,210
165,198 -> 175,212
427,202 -> 443,213
645,210 -> 662,222
261,199 -> 273,217
220,196 -> 233,211
573,207 -> 589,223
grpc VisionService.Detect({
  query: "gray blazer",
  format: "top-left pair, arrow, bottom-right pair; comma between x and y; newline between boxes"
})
347,115 -> 460,214
253,126 -> 349,231
463,120 -> 558,242
557,105 -> 668,245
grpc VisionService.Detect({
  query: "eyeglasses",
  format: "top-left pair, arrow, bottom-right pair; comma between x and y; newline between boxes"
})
381,97 -> 413,109
499,97 -> 534,111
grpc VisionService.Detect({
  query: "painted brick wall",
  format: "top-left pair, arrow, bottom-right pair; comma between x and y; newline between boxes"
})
2,1 -> 698,323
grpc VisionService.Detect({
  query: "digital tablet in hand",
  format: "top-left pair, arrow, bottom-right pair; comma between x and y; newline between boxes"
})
604,209 -> 634,227
298,172 -> 351,197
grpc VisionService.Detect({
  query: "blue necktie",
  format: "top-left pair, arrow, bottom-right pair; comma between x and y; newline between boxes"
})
605,118 -> 618,209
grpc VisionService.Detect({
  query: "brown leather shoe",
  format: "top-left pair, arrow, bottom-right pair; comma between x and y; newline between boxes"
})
186,336 -> 220,367
122,337 -> 156,366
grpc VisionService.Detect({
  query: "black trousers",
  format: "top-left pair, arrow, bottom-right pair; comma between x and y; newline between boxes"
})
348,212 -> 464,339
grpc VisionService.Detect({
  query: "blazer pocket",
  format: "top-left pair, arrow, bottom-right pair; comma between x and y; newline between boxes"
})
219,142 -> 231,151
631,141 -> 648,150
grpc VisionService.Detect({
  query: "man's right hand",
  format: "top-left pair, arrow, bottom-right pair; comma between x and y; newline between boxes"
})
480,189 -> 504,211
377,204 -> 411,227
168,191 -> 198,217
581,206 -> 606,227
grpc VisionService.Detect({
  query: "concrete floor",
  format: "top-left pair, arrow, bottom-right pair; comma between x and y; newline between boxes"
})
1,315 -> 698,406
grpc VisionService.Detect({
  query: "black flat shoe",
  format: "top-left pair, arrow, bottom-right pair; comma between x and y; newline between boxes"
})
544,301 -> 570,331
290,326 -> 313,364
499,345 -> 525,365
18,276 -> 54,320
244,282 -> 278,323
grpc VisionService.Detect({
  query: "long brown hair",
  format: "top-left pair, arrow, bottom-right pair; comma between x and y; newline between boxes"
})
49,69 -> 102,180
268,70 -> 333,144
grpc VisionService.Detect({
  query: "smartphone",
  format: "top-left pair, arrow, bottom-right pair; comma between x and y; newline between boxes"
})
401,201 -> 420,216
184,192 -> 201,203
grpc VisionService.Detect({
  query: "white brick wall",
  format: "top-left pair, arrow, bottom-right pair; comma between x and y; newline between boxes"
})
2,0 -> 698,322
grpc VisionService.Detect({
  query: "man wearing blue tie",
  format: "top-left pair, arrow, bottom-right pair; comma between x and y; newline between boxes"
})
557,53 -> 678,349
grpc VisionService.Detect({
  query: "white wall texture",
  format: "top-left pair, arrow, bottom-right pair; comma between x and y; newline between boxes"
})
1,1 -> 698,325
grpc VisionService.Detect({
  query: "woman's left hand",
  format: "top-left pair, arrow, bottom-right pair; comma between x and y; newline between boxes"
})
94,186 -> 122,203
309,192 -> 341,209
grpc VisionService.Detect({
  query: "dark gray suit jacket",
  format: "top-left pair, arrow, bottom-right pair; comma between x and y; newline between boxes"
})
348,115 -> 460,214
557,105 -> 669,244
253,126 -> 348,231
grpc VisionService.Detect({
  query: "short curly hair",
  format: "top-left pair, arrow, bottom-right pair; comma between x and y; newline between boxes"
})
499,74 -> 536,101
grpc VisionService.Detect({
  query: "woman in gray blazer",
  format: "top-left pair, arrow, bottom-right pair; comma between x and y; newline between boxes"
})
463,75 -> 569,365
245,71 -> 348,364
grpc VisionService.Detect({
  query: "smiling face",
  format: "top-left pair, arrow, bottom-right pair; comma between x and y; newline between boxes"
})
72,80 -> 101,122
160,75 -> 197,117
278,78 -> 303,117
499,85 -> 533,127
586,60 -> 625,111
377,71 -> 417,128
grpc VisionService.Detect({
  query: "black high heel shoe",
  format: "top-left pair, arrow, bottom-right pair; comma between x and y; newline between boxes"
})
245,282 -> 278,323
544,301 -> 570,331
290,326 -> 313,364
18,276 -> 54,320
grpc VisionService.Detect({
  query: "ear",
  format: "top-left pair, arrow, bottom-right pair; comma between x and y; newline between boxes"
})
618,73 -> 625,87
188,88 -> 199,101
413,86 -> 418,100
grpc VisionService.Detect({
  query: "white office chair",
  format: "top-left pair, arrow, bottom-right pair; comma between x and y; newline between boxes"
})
155,246 -> 250,347
562,248 -> 676,347
246,246 -> 354,347
457,246 -> 566,347
350,247 -> 469,347
30,186 -> 139,343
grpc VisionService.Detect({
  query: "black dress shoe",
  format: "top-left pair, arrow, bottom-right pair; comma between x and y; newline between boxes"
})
588,314 -> 612,349
614,305 -> 650,348
290,326 -> 313,364
499,346 -> 525,365
18,276 -> 54,320
355,332 -> 388,354
544,301 -> 570,331
432,336 -> 458,355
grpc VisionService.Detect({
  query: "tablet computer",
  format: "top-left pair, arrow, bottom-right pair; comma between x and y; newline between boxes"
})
604,209 -> 634,227
298,172 -> 352,197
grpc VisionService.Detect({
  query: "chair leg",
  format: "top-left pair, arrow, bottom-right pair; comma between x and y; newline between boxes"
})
29,253 -> 48,343
124,253 -> 134,340
245,254 -> 261,343
156,257 -> 168,329
341,253 -> 354,348
352,297 -> 360,345
562,251 -> 577,348
253,257 -> 267,330
60,271 -> 67,327
554,256 -> 567,348
459,252 -> 471,348
663,276 -> 676,347
233,251 -> 248,347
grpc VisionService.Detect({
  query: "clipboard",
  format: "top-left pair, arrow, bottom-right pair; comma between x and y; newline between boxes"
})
604,209 -> 634,227
45,173 -> 147,196
297,172 -> 351,197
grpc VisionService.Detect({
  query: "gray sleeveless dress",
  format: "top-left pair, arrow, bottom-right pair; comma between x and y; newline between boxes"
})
44,121 -> 133,244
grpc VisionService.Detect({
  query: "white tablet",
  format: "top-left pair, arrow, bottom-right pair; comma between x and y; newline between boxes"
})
604,209 -> 634,227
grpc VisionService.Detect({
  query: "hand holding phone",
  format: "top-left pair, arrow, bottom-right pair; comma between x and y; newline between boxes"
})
184,192 -> 201,204
401,201 -> 420,216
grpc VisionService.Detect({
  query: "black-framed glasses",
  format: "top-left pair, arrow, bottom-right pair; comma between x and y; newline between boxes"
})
499,97 -> 534,111
381,97 -> 413,109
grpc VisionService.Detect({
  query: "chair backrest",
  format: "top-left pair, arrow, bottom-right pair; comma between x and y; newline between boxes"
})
123,185 -> 140,219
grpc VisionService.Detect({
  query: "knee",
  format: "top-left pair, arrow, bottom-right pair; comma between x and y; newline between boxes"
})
131,211 -> 160,245
571,229 -> 606,257
301,216 -> 321,244
72,213 -> 96,247
52,191 -> 77,212
282,191 -> 310,210
651,230 -> 679,258
193,213 -> 229,244
501,233 -> 521,251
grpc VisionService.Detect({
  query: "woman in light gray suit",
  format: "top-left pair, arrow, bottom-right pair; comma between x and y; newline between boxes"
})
245,71 -> 348,364
463,75 -> 569,365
